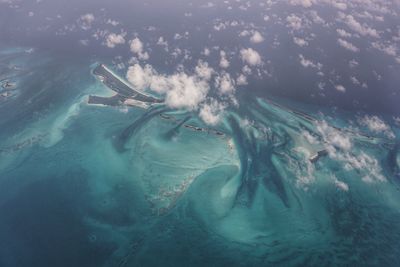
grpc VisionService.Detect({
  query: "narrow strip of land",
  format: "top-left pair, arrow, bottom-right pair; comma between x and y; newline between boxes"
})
89,64 -> 162,106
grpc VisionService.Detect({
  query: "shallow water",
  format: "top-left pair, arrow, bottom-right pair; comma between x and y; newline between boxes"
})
0,47 -> 400,267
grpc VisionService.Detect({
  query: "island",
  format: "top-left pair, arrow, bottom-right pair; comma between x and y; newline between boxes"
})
88,64 -> 163,107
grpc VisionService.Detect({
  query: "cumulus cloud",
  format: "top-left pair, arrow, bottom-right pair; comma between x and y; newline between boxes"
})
394,117 -> 400,127
286,14 -> 303,31
236,74 -> 248,85
328,0 -> 347,10
157,36 -> 169,51
214,21 -> 227,31
293,37 -> 308,47
371,41 -> 397,57
358,115 -> 395,138
337,38 -> 359,52
126,63 -> 209,110
309,10 -> 325,24
125,64 -> 153,90
290,0 -> 313,8
332,175 -> 349,191
219,50 -> 230,68
341,14 -> 379,38
106,19 -> 119,26
125,60 -> 237,126
240,48 -> 262,66
105,33 -> 126,48
350,76 -> 360,85
201,2 -> 215,8
130,38 -> 143,54
336,28 -> 351,38
195,60 -> 214,80
202,47 -> 211,56
199,99 -> 225,125
299,54 -> 322,70
335,84 -> 346,92
215,72 -> 235,94
250,31 -> 264,43
78,13 -> 95,30
290,0 -> 347,10
242,65 -> 252,75
316,120 -> 351,151
239,30 -> 250,37
129,37 -> 149,60
315,120 -> 385,183
349,59 -> 359,68
164,75 -> 209,110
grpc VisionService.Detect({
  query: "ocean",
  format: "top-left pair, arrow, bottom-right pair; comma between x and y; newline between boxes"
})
0,46 -> 400,266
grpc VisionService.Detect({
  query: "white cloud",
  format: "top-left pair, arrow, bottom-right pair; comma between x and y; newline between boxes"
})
215,72 -> 235,94
201,2 -> 215,8
316,120 -> 386,183
105,33 -> 126,48
335,84 -> 346,92
174,33 -> 183,40
199,99 -> 225,125
219,50 -> 230,69
332,175 -> 349,191
299,54 -> 322,70
195,60 -> 214,80
349,59 -> 359,68
293,37 -> 308,47
316,120 -> 351,151
202,47 -> 211,56
291,0 -> 346,10
124,59 -> 239,125
126,64 -> 209,111
242,65 -> 252,75
371,41 -> 397,57
106,19 -> 119,26
350,76 -> 360,85
328,0 -> 347,10
336,28 -> 351,38
171,48 -> 182,58
286,14 -> 303,31
125,64 -> 153,90
337,38 -> 359,52
239,30 -> 250,37
309,10 -> 325,24
78,13 -> 95,30
358,115 -> 395,138
236,74 -> 248,85
250,31 -> 264,43
394,117 -> 400,127
164,75 -> 208,110
130,37 -> 144,54
157,36 -> 168,51
290,0 -> 313,8
214,22 -> 227,31
129,37 -> 149,60
341,14 -> 379,38
240,48 -> 262,66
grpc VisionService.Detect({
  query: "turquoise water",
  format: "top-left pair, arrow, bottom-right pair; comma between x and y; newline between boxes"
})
1,48 -> 400,267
